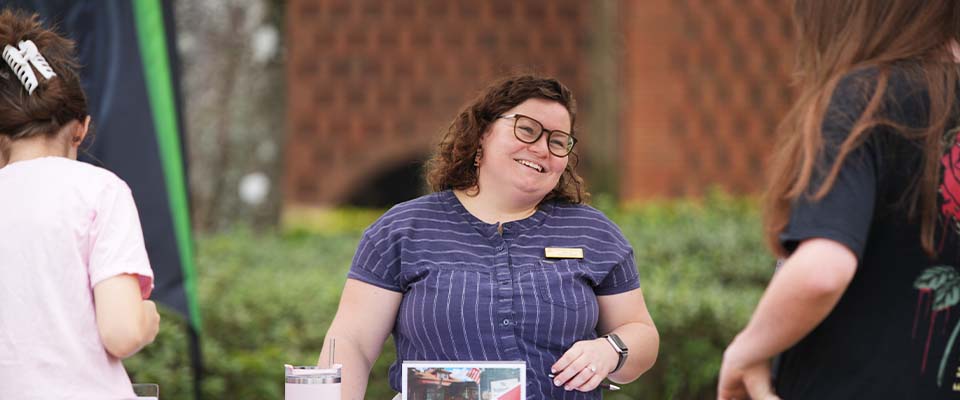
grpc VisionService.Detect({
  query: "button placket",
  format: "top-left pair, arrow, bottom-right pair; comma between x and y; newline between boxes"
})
494,237 -> 520,356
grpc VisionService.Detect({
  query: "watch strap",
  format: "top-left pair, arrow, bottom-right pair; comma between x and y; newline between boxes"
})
602,334 -> 628,373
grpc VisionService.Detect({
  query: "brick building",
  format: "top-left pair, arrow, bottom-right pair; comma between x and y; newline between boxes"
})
285,0 -> 796,209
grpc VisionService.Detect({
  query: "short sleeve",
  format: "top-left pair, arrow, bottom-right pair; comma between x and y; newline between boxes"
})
347,221 -> 403,293
595,248 -> 641,296
88,181 -> 154,299
779,72 -> 880,259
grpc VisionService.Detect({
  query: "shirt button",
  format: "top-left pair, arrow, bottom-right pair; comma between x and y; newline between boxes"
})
500,280 -> 510,286
497,245 -> 504,251
502,319 -> 511,326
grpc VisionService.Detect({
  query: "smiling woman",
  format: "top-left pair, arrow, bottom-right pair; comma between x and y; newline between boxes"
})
469,98 -> 574,212
317,75 -> 660,399
427,75 -> 588,207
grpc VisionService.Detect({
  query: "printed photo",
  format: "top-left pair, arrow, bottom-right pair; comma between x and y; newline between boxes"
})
401,361 -> 525,400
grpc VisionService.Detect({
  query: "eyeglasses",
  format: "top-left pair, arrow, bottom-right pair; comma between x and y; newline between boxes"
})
497,113 -> 577,157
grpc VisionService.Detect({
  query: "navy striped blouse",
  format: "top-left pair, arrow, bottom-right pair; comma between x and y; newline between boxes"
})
348,190 -> 641,399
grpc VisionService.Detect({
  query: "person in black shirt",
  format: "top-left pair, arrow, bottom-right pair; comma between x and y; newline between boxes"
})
718,1 -> 960,399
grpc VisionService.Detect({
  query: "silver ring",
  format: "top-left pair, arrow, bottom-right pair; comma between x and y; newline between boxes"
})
589,365 -> 597,373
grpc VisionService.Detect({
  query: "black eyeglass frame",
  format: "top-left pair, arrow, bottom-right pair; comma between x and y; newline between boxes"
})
497,113 -> 578,157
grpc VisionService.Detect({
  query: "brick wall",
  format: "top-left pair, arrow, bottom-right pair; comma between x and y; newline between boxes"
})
286,0 -> 591,206
620,0 -> 795,198
286,0 -> 796,206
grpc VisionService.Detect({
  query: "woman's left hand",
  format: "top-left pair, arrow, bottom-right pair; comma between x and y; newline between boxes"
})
550,338 -> 619,392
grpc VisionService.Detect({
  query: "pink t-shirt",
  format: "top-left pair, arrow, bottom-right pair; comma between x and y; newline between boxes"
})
0,157 -> 154,399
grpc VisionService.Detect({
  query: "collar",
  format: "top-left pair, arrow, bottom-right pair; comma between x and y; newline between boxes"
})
438,190 -> 553,238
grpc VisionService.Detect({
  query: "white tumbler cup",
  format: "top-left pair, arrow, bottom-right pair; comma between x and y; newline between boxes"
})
284,364 -> 341,400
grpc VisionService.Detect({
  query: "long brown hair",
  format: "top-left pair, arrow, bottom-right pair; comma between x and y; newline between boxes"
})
425,74 -> 588,204
765,0 -> 960,257
0,9 -> 87,141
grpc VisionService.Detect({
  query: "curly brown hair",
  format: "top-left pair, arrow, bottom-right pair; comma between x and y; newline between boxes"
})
425,74 -> 589,204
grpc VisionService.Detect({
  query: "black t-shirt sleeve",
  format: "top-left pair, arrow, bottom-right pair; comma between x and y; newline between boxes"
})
779,72 -> 882,260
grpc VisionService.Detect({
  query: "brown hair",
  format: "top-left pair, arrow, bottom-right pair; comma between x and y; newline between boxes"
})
0,9 -> 87,141
425,74 -> 588,204
765,0 -> 960,257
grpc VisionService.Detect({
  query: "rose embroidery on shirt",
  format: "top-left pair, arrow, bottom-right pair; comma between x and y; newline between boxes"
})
915,129 -> 960,388
940,133 -> 960,227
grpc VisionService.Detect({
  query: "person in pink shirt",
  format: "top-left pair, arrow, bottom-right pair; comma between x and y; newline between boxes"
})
0,9 -> 161,399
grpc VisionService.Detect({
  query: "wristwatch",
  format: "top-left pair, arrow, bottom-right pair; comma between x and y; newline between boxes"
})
602,334 -> 629,373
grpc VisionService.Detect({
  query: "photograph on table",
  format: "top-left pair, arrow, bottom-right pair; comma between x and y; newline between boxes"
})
401,361 -> 525,400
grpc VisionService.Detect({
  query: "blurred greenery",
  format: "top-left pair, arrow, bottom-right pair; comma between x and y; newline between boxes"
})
126,191 -> 773,399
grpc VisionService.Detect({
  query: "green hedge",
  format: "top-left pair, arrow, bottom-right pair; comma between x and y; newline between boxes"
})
125,193 -> 773,399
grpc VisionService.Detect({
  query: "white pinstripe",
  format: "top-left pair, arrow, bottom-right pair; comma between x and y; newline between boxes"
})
459,271 -> 474,356
475,275 -> 489,360
432,271 -> 447,356
444,271 -> 456,354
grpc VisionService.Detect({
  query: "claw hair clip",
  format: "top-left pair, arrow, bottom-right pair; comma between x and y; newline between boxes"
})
2,40 -> 57,95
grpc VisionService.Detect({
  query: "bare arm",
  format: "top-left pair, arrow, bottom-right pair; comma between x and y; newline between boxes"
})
718,238 -> 857,399
725,238 -> 856,364
551,287 -> 659,391
318,279 -> 402,399
93,274 -> 160,359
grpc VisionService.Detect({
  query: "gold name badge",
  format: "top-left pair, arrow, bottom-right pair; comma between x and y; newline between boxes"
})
545,247 -> 584,259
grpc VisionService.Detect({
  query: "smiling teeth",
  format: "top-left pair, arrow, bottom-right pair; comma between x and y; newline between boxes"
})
516,159 -> 544,172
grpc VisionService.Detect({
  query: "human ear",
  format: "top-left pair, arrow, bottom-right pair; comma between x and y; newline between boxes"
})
71,116 -> 91,147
